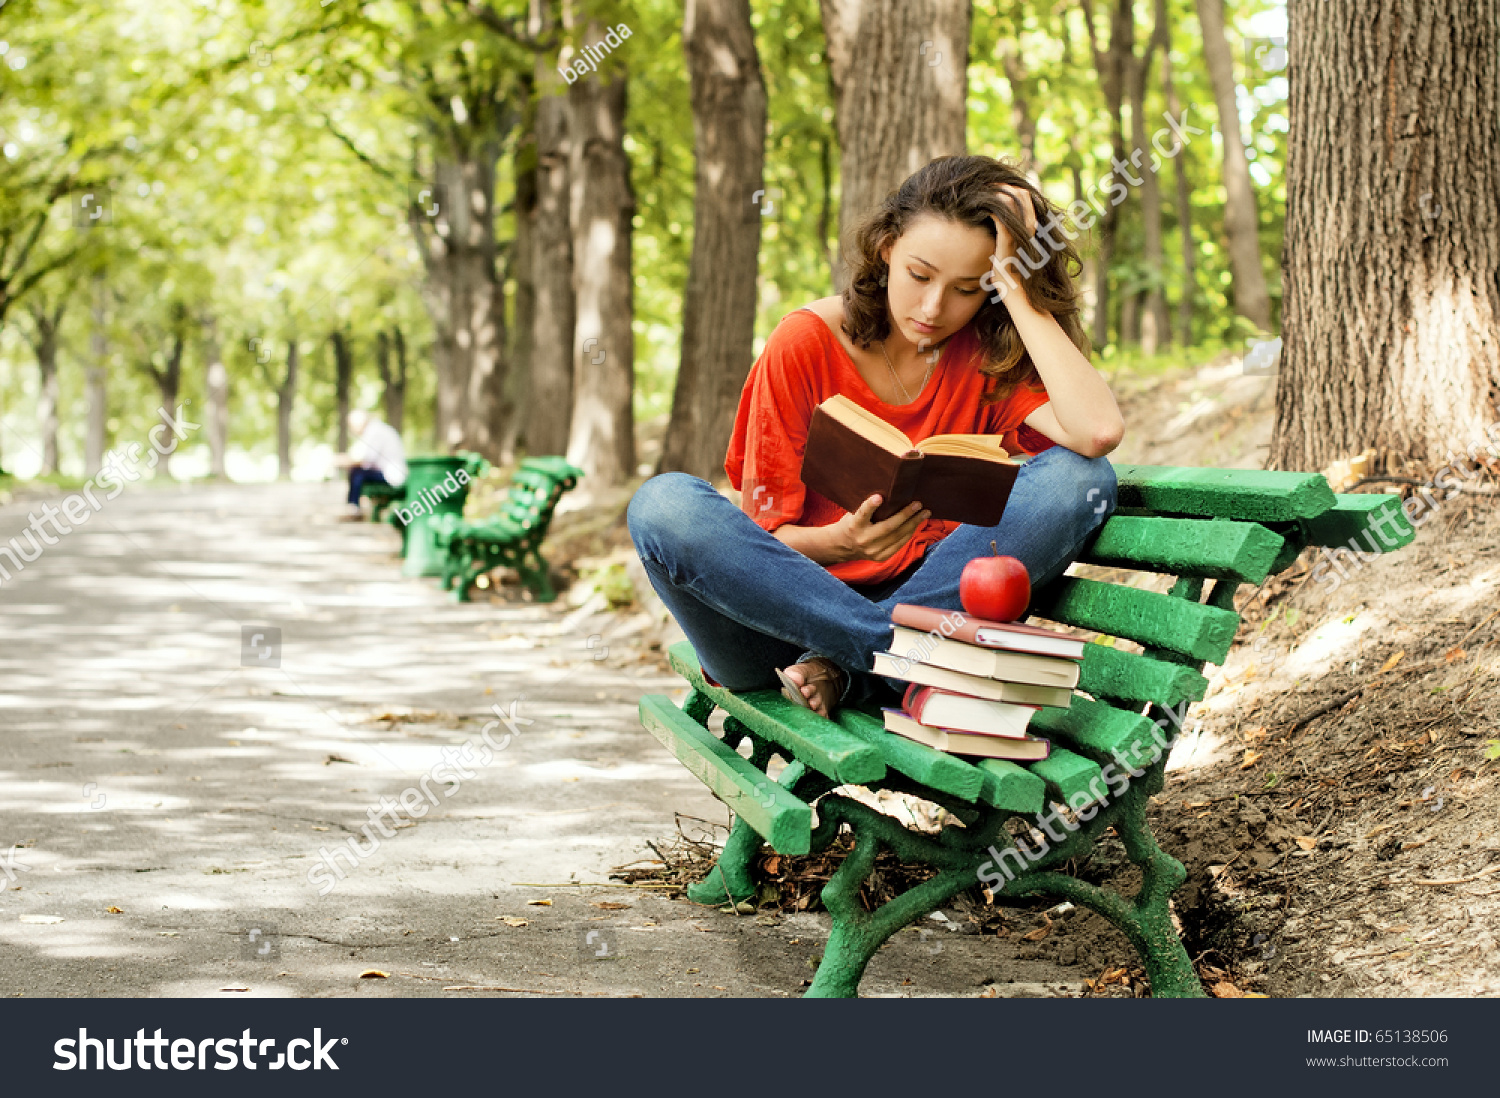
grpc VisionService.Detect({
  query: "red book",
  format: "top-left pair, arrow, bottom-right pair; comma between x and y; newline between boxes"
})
902,683 -> 1038,738
891,603 -> 1087,661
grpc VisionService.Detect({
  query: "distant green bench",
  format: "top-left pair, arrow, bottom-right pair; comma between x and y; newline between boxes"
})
360,480 -> 405,522
637,465 -> 1416,998
435,456 -> 584,603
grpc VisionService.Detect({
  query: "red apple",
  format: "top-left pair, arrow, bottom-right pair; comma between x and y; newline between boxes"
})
959,546 -> 1031,622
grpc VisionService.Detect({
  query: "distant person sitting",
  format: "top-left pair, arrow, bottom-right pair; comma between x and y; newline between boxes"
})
335,410 -> 407,520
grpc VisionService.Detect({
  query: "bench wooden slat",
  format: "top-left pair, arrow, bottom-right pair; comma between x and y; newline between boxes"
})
1032,576 -> 1240,664
666,643 -> 886,785
1297,492 -> 1414,551
1113,464 -> 1337,522
1076,643 -> 1208,707
1080,515 -> 1284,584
1028,694 -> 1166,775
1028,748 -> 1104,806
639,695 -> 812,855
974,758 -> 1046,813
835,709 -> 985,802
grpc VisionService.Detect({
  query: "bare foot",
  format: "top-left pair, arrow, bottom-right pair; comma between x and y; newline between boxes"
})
778,657 -> 846,718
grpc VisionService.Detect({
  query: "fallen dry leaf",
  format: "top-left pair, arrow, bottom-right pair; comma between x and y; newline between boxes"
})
1377,650 -> 1405,674
1444,647 -> 1467,663
357,969 -> 389,979
498,916 -> 529,927
1295,836 -> 1317,851
763,855 -> 782,875
1211,980 -> 1245,998
1240,750 -> 1262,770
1020,923 -> 1051,942
591,901 -> 631,911
526,899 -> 553,907
105,906 -> 124,914
1388,950 -> 1412,960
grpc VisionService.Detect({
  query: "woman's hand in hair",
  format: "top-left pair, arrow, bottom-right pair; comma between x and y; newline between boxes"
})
832,495 -> 929,563
989,184 -> 1039,268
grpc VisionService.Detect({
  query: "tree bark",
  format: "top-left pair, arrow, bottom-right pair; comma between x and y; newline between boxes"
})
1196,0 -> 1272,331
144,315 -> 185,480
564,17 -> 637,487
1159,0 -> 1196,347
23,296 -> 65,475
85,275 -> 107,477
820,0 -> 971,288
376,327 -> 408,435
500,79 -> 538,466
526,0 -> 576,458
202,314 -> 229,479
999,42 -> 1038,180
1272,0 -> 1500,473
657,0 -> 767,482
330,328 -> 354,452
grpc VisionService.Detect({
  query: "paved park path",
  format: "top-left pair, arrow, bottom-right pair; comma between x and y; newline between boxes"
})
0,479 -> 1074,997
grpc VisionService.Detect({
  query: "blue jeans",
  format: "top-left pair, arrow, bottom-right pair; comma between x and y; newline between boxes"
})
627,445 -> 1118,709
348,466 -> 389,505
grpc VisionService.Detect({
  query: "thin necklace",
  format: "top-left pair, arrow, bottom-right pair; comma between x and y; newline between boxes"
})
880,337 -> 936,404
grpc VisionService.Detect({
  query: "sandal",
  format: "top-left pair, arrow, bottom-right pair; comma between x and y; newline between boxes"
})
776,657 -> 848,718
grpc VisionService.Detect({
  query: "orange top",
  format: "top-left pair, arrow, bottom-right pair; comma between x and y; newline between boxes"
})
724,307 -> 1053,585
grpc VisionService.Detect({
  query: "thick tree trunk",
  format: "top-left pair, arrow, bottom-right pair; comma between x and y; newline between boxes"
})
527,0 -> 576,458
331,329 -> 354,453
999,43 -> 1038,180
202,315 -> 230,479
85,276 -> 107,477
414,149 -> 507,459
1271,0 -> 1500,473
1196,0 -> 1272,331
657,0 -> 767,482
276,340 -> 298,480
564,18 -> 637,487
148,328 -> 184,479
1159,0 -> 1196,347
820,0 -> 971,287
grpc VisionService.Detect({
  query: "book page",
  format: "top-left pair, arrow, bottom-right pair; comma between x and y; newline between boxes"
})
820,394 -> 915,455
913,434 -> 1015,462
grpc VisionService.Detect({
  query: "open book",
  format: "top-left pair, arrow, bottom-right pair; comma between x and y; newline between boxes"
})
799,394 -> 1023,525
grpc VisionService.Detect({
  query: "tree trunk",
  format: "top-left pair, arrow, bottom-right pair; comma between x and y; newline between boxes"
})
376,327 -> 408,435
413,148 -> 507,459
999,43 -> 1038,180
500,80 -> 538,466
1271,0 -> 1500,473
85,275 -> 107,477
1196,0 -> 1272,331
1159,0 -> 1196,347
657,0 -> 767,482
148,325 -> 185,480
276,340 -> 298,480
565,17 -> 637,487
24,298 -> 64,475
1126,0 -> 1169,352
820,0 -> 971,287
526,0 -> 576,458
331,328 -> 354,452
1081,0 -> 1130,349
202,315 -> 230,478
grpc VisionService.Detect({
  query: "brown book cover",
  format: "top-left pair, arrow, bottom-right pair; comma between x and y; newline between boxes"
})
891,604 -> 1088,660
799,395 -> 1023,525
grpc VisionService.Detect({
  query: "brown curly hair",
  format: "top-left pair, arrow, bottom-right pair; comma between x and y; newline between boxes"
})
840,155 -> 1090,403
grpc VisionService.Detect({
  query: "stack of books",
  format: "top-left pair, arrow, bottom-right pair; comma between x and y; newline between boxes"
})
872,603 -> 1085,761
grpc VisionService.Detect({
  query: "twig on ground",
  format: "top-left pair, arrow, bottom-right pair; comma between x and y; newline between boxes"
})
1410,865 -> 1500,887
1287,688 -> 1364,736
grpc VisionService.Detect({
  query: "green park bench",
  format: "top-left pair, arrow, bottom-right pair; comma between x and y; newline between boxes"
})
637,465 -> 1417,997
435,456 -> 585,603
360,480 -> 406,522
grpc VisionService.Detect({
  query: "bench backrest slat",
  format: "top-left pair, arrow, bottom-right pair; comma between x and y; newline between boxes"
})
1080,514 -> 1284,584
1113,463 -> 1337,522
1032,576 -> 1240,664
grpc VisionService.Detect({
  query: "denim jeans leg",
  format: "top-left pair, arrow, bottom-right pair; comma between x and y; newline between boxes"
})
870,446 -> 1118,694
627,473 -> 898,702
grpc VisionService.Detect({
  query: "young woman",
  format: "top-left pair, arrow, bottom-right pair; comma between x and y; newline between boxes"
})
628,155 -> 1124,717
